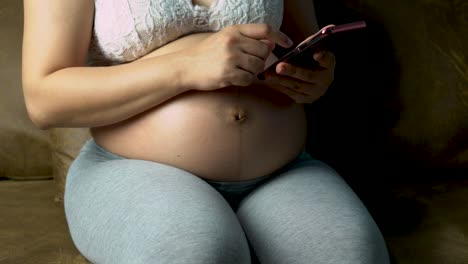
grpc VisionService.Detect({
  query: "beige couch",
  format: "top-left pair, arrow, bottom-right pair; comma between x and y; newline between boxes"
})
1,0 -> 467,263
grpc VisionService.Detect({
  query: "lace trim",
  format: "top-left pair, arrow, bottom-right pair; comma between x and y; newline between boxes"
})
88,0 -> 283,66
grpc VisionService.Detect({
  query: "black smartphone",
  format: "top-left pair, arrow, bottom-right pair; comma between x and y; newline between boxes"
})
257,21 -> 367,80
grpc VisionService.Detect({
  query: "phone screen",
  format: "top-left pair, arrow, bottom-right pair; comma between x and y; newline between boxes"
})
257,21 -> 367,80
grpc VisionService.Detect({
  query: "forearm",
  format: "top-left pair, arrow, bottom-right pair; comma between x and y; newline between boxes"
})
24,52 -> 190,129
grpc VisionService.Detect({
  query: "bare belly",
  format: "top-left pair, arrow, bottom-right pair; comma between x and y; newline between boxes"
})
91,33 -> 308,182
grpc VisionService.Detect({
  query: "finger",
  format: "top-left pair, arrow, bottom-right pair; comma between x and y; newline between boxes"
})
237,23 -> 293,48
267,83 -> 305,103
313,51 -> 336,69
237,53 -> 266,75
275,62 -> 320,83
268,83 -> 320,104
264,74 -> 326,103
260,39 -> 275,54
270,82 -> 326,104
275,61 -> 335,92
238,38 -> 272,60
265,73 -> 310,96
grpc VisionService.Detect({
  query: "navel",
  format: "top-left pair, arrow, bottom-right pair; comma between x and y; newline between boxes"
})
229,108 -> 247,123
234,111 -> 246,122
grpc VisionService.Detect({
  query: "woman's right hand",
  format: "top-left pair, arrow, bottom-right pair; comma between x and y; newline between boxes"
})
182,24 -> 293,91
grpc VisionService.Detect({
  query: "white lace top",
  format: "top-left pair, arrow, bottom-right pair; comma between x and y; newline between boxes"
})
88,0 -> 284,65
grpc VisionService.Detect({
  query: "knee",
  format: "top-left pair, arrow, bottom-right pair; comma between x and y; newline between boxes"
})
137,215 -> 252,264
272,216 -> 390,264
328,216 -> 390,264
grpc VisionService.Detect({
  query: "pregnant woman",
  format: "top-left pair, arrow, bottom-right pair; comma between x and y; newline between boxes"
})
22,0 -> 389,263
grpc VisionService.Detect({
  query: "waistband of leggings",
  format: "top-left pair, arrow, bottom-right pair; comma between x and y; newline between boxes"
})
205,148 -> 311,188
82,139 -> 126,160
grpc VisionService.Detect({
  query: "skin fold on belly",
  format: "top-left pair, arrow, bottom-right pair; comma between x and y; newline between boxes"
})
91,34 -> 308,182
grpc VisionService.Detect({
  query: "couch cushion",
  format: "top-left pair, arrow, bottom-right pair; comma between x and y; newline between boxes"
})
0,0 -> 52,180
385,179 -> 468,263
0,179 -> 89,264
49,128 -> 91,203
308,0 -> 468,173
357,0 -> 468,169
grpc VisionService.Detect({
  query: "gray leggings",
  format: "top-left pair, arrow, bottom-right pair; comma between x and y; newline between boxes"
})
64,139 -> 389,264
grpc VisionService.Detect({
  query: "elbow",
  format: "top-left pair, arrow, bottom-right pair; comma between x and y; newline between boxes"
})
24,98 -> 53,130
29,114 -> 53,130
23,83 -> 55,130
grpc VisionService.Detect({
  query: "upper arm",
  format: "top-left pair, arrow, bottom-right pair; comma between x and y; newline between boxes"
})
281,0 -> 320,44
22,0 -> 94,89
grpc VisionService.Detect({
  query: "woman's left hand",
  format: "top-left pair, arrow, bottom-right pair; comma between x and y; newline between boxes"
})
261,50 -> 336,104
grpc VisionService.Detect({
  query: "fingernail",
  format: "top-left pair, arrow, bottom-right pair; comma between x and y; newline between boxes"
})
282,34 -> 293,47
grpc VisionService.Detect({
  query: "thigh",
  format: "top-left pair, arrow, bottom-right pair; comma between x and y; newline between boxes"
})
236,158 -> 390,264
64,141 -> 251,264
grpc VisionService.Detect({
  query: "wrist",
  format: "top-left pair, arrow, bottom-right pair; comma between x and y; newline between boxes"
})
174,49 -> 198,92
